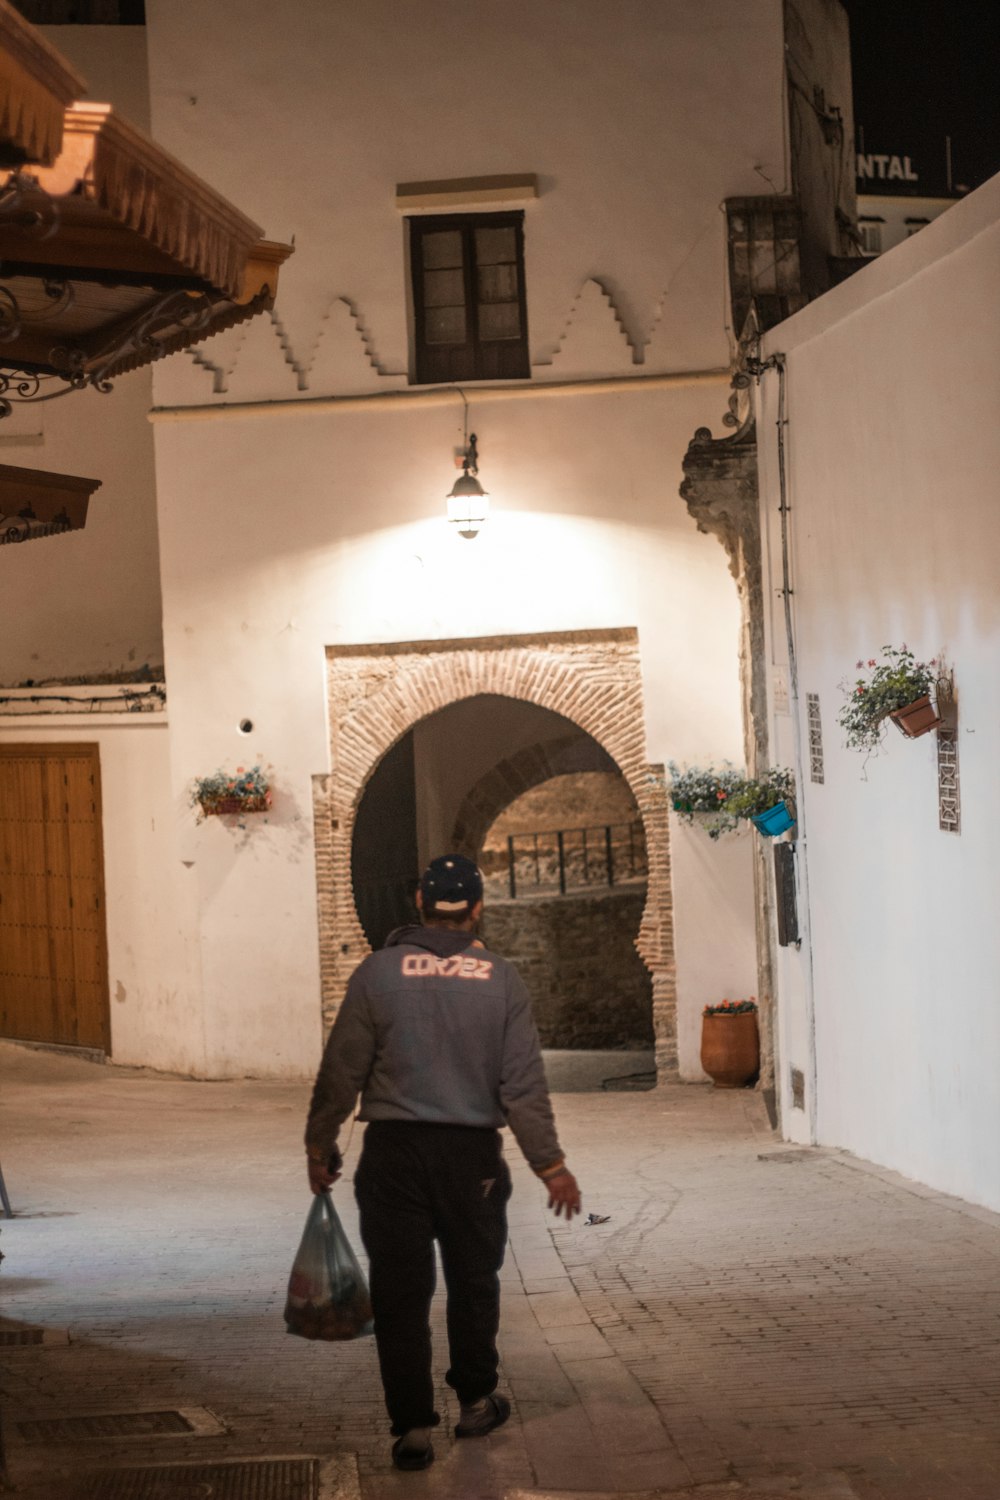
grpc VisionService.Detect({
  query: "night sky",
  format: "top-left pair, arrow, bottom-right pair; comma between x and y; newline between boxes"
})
841,0 -> 1000,196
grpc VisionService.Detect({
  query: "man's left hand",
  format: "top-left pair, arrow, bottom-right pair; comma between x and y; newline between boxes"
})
546,1169 -> 581,1218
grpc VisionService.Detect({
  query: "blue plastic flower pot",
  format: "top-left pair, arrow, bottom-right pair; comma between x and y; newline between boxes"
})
751,800 -> 795,837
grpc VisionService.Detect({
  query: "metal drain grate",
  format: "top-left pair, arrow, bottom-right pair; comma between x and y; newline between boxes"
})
16,1407 -> 226,1443
0,1324 -> 70,1347
81,1457 -> 319,1499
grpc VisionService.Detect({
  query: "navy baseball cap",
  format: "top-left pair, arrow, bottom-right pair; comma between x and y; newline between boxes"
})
419,854 -> 483,914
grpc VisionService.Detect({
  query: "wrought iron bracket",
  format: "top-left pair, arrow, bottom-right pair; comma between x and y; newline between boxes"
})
0,286 -> 225,418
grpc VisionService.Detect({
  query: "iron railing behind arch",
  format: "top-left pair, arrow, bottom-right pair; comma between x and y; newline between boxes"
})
489,820 -> 646,900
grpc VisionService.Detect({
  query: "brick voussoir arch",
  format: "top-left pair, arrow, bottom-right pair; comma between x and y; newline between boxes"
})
319,630 -> 678,1078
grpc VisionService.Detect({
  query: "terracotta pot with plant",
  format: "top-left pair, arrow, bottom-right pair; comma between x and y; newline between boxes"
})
700,999 -> 759,1089
837,646 -> 943,756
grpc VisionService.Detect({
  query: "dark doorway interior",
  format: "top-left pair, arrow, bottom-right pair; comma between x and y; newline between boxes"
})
351,730 -> 418,949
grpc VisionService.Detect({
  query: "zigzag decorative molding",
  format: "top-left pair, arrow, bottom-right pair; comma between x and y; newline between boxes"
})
537,278 -> 638,380
641,218 -> 721,370
156,298 -> 408,405
153,265 -> 710,407
188,321 -> 251,394
220,310 -> 307,402
189,346 -> 226,395
151,331 -> 230,405
305,297 -> 407,392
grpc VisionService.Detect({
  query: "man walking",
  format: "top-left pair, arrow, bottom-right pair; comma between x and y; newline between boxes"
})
305,853 -> 581,1471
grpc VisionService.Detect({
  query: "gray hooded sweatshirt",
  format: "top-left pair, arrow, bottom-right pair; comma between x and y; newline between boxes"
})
306,923 -> 562,1172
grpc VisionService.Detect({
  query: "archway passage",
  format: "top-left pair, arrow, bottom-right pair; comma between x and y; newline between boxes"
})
348,696 -> 616,945
318,629 -> 677,1077
347,694 -> 654,1047
478,767 -> 653,1052
350,693 -> 617,948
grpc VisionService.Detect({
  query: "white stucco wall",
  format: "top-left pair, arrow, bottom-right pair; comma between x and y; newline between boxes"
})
6,0 -> 852,1079
118,0 -> 801,1076
42,25 -> 151,131
145,0 -> 788,382
755,174 -> 1000,1208
151,382 -> 753,1076
857,194 -> 959,258
0,372 -> 161,685
670,818 -> 759,1080
0,28 -> 162,688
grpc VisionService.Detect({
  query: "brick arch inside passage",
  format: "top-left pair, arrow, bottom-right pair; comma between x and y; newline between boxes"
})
449,732 -> 619,858
315,628 -> 678,1078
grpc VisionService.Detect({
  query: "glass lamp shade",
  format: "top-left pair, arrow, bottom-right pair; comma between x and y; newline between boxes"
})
446,471 -> 490,539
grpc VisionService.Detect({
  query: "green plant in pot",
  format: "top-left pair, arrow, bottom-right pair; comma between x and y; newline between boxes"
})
722,768 -> 795,835
837,646 -> 942,755
669,763 -> 795,839
667,762 -> 744,838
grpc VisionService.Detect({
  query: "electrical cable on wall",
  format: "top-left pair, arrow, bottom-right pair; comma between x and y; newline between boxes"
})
0,685 -> 166,712
749,349 -> 820,1146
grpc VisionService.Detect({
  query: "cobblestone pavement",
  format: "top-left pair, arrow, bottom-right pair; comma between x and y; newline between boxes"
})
1,1041 -> 999,1499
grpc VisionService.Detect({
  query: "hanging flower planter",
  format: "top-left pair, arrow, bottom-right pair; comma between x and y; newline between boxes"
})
837,646 -> 944,755
751,799 -> 796,837
666,762 -> 744,834
199,791 -> 271,818
668,763 -> 795,840
191,765 -> 272,823
888,694 -> 943,739
700,1000 -> 759,1089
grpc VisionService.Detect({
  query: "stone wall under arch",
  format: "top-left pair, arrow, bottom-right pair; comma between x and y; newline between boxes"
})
314,627 -> 678,1077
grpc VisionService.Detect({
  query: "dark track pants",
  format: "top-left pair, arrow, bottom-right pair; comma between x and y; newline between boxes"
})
354,1120 -> 512,1435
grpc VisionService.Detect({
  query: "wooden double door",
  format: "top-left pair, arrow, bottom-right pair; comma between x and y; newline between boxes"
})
0,744 -> 110,1051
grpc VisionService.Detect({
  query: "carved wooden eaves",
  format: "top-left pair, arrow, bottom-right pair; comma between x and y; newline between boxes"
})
0,458 -> 99,544
0,98 -> 293,400
0,0 -> 84,167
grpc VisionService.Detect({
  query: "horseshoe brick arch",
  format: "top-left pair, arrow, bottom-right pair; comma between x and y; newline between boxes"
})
450,731 -> 618,858
314,627 -> 678,1077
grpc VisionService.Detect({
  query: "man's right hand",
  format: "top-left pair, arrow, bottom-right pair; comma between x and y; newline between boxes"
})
307,1150 -> 343,1195
546,1168 -> 581,1219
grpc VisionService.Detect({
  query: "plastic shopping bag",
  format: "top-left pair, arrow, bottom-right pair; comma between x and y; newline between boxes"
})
284,1193 -> 374,1341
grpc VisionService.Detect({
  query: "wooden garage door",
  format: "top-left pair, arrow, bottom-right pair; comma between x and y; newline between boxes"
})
0,744 -> 110,1051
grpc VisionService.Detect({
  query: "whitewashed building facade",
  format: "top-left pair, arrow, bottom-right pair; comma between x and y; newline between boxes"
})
21,0 -> 999,1221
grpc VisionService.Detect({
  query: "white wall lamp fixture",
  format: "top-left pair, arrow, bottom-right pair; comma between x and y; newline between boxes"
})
447,433 -> 489,539
446,390 -> 489,538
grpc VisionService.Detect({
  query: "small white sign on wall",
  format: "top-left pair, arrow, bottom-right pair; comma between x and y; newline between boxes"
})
773,666 -> 790,715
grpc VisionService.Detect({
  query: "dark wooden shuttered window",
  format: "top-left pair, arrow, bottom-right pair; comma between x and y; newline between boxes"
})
410,211 -> 530,384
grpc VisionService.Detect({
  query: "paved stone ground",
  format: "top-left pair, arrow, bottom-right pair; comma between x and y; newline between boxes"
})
1,1041 -> 999,1500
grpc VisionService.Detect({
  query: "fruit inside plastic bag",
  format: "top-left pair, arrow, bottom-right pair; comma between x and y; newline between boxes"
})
284,1193 -> 374,1341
